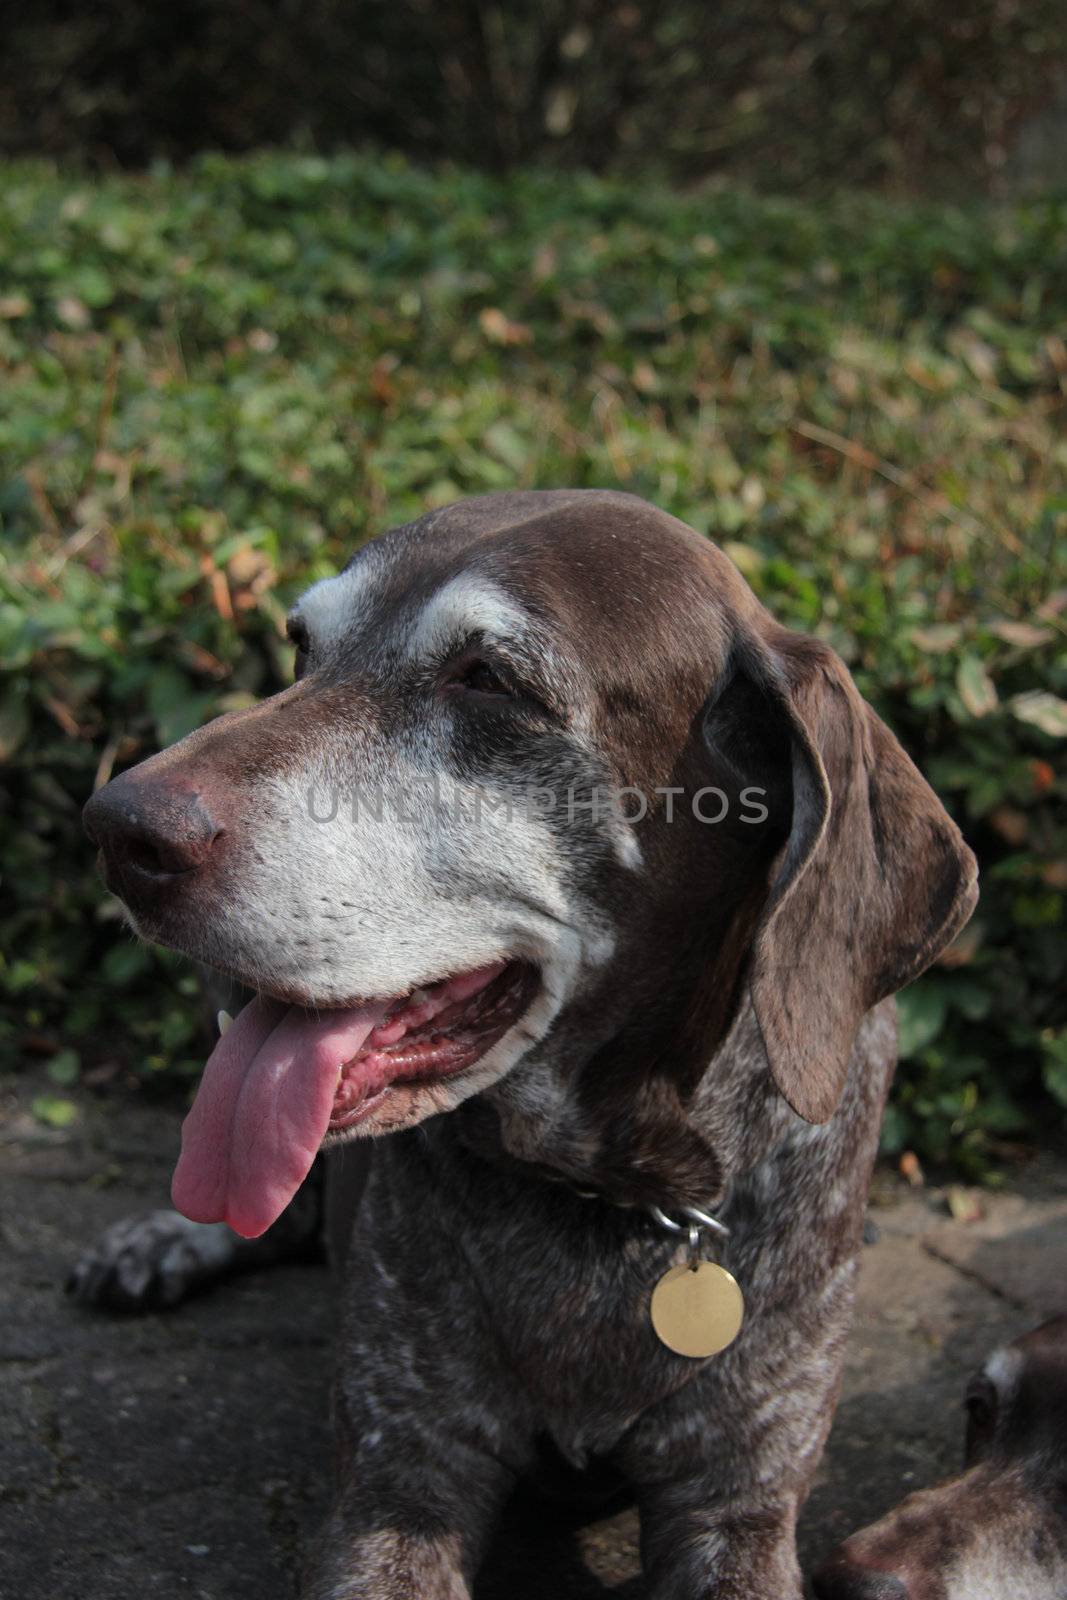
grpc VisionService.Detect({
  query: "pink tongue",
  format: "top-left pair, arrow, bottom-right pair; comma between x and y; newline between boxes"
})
171,995 -> 388,1238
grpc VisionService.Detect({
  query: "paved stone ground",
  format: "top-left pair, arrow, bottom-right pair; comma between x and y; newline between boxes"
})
3,1066 -> 1066,1599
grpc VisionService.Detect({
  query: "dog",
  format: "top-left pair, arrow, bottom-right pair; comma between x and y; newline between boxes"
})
73,490 -> 977,1599
813,1316 -> 1067,1600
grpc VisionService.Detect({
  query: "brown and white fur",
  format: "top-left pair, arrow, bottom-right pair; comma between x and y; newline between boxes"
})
73,490 -> 977,1599
814,1317 -> 1067,1600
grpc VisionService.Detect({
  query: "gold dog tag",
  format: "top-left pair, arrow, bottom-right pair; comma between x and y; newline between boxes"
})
650,1261 -> 744,1358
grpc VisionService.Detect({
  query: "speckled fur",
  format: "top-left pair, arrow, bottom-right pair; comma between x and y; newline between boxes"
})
316,1002 -> 896,1599
814,1317 -> 1067,1600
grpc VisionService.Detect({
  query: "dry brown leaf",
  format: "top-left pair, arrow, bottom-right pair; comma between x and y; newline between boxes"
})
988,806 -> 1028,846
531,244 -> 557,281
479,307 -> 533,346
178,641 -> 229,679
912,624 -> 962,653
370,354 -> 398,405
936,920 -> 983,968
42,695 -> 82,738
208,568 -> 233,620
227,545 -> 273,587
56,296 -> 90,330
946,1185 -> 985,1224
988,620 -> 1054,649
899,1151 -> 925,1188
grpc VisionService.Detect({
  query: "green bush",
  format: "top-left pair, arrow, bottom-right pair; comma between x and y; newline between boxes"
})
1,152 -> 1064,1170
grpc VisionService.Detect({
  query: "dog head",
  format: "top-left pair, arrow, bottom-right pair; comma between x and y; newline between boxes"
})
84,490 -> 976,1234
813,1317 -> 1067,1600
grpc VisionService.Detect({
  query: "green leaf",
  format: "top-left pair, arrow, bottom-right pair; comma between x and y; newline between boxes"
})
102,943 -> 151,984
1043,1059 -> 1067,1109
947,980 -> 991,1022
484,422 -> 529,474
72,266 -> 114,308
2,960 -> 39,995
0,688 -> 30,760
31,1095 -> 79,1129
897,981 -> 949,1057
147,666 -> 211,744
1010,691 -> 1067,739
46,1049 -> 81,1085
879,1103 -> 908,1154
956,655 -> 998,718
1040,1032 -> 1067,1109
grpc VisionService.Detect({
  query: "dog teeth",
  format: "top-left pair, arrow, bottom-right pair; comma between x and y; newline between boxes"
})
217,1009 -> 233,1037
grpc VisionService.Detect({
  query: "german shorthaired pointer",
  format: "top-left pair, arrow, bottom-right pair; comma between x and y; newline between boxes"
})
74,491 -> 977,1599
814,1317 -> 1067,1600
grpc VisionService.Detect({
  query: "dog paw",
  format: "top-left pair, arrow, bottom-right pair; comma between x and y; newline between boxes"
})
65,1209 -> 237,1312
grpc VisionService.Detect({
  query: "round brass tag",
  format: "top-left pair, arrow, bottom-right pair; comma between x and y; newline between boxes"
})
650,1261 -> 744,1358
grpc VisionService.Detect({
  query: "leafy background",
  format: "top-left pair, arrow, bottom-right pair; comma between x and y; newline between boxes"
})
1,153 -> 1065,1171
4,0 -> 1067,195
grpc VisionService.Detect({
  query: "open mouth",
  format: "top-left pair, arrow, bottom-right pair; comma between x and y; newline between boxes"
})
171,959 -> 538,1239
328,960 -> 538,1132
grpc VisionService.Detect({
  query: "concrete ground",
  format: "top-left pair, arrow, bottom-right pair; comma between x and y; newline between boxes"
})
3,1067 -> 1066,1599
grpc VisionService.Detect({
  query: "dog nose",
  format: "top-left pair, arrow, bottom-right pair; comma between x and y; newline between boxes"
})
812,1558 -> 909,1600
83,774 -> 223,891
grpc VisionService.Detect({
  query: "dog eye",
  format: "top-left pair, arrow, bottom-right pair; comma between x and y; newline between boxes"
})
443,652 -> 558,719
964,1381 -> 998,1442
453,660 -> 513,698
966,1394 -> 993,1425
286,617 -> 310,679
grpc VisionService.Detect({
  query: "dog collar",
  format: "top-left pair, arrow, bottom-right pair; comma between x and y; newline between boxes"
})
643,1203 -> 743,1358
563,1185 -> 744,1359
648,1200 -> 728,1248
565,1180 -> 729,1243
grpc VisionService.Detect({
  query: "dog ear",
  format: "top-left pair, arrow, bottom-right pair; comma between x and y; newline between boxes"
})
704,623 -> 978,1123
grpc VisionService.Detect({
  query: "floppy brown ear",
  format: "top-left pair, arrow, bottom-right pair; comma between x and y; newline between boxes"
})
707,623 -> 978,1123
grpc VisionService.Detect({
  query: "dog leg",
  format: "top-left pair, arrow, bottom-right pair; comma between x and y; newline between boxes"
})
638,1483 -> 803,1600
302,1520 -> 472,1600
626,1284 -> 851,1600
302,1444 -> 512,1600
302,1364 -> 515,1600
66,1165 -> 324,1311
